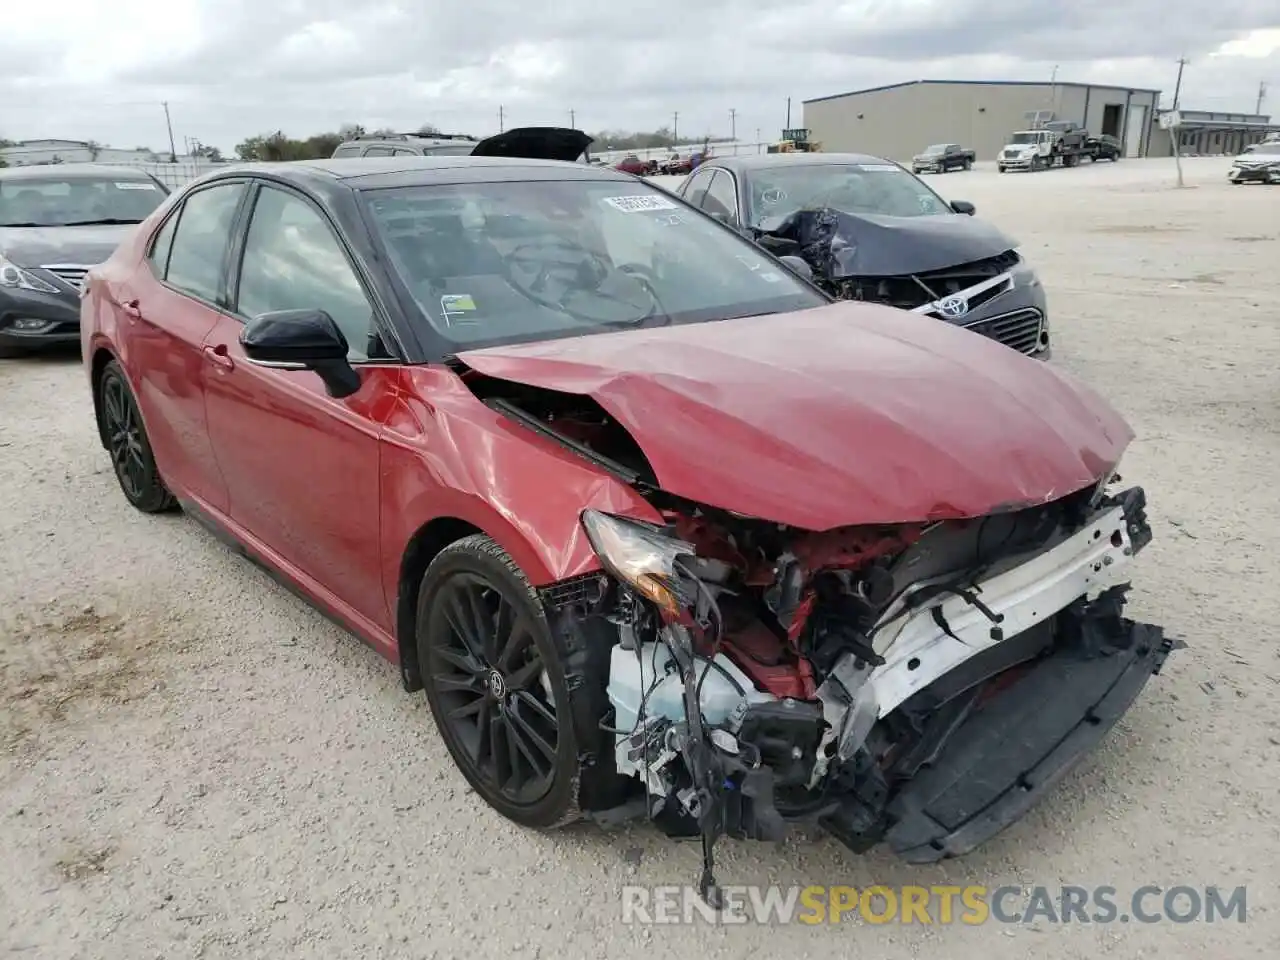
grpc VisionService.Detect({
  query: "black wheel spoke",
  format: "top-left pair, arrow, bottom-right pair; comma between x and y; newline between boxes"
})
506,700 -> 557,777
488,713 -> 509,789
497,622 -> 535,676
444,589 -> 486,661
435,646 -> 482,675
512,689 -> 557,726
433,671 -> 483,695
506,653 -> 543,693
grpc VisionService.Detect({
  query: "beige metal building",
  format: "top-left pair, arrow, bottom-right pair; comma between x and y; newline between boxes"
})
802,80 -> 1162,162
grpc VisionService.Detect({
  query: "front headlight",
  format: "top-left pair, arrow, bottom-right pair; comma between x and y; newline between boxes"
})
581,509 -> 693,617
0,255 -> 59,294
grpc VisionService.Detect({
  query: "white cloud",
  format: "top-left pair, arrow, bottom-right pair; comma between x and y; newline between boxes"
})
2,0 -> 1276,153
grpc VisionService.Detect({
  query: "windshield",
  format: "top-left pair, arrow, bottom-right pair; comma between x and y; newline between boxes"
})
0,175 -> 166,227
1009,133 -> 1040,145
1244,143 -> 1280,156
922,144 -> 948,155
362,179 -> 826,351
746,162 -> 953,225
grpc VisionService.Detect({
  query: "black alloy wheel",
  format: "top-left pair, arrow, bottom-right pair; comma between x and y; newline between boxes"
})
417,535 -> 580,827
97,360 -> 176,513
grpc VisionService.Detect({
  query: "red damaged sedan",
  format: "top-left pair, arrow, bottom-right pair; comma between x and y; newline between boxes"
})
81,152 -> 1177,902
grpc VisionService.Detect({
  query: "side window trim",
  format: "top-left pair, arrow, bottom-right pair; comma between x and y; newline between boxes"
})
225,180 -> 404,364
156,178 -> 254,311
682,167 -> 716,207
145,204 -> 182,280
709,168 -> 740,222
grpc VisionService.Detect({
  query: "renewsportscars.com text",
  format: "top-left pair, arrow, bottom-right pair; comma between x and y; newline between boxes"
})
620,884 -> 1248,926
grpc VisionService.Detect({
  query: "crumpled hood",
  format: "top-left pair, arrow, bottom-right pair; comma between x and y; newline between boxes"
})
0,224 -> 136,268
456,301 -> 1132,530
756,207 -> 1017,278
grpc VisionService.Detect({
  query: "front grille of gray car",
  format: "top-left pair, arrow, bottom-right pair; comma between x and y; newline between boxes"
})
41,265 -> 92,290
965,307 -> 1043,355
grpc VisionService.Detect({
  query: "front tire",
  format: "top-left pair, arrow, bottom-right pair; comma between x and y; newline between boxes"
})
417,535 -> 584,828
96,360 -> 177,513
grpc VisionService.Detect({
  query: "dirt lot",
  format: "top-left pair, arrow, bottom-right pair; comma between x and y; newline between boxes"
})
2,156 -> 1277,958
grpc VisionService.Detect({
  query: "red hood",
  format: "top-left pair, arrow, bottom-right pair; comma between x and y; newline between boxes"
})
456,302 -> 1133,530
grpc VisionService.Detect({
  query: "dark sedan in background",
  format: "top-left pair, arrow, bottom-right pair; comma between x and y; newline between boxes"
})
0,164 -> 168,357
675,153 -> 1051,358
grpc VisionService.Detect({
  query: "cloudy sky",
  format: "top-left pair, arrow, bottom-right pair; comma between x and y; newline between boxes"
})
3,1 -> 1278,154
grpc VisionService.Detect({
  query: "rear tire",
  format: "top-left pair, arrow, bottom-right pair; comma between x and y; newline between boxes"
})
96,360 -> 177,513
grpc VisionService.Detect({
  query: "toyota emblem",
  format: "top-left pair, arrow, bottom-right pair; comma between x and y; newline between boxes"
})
937,295 -> 969,319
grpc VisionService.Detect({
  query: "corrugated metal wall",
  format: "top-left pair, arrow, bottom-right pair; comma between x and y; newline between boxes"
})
803,82 -> 1160,162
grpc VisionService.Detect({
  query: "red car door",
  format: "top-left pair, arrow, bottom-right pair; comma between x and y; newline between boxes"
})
117,180 -> 250,513
200,182 -> 395,635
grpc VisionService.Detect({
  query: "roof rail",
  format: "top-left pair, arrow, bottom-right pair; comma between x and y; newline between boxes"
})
351,131 -> 479,142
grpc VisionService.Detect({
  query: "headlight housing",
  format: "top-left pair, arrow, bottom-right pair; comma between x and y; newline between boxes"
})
0,255 -> 59,294
581,509 -> 693,617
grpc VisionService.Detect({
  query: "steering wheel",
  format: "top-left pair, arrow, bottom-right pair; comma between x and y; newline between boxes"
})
504,237 -> 659,326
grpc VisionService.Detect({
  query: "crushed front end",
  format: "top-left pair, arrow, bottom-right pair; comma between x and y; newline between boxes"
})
544,478 -> 1176,903
755,207 -> 1051,359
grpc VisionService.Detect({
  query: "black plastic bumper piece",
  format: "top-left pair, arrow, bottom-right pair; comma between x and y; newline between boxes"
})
881,618 -> 1178,863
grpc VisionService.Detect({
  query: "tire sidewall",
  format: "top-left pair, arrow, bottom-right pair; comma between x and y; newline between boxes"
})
98,361 -> 172,512
416,539 -> 581,827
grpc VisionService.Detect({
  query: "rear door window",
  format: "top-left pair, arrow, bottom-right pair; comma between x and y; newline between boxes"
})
164,182 -> 247,303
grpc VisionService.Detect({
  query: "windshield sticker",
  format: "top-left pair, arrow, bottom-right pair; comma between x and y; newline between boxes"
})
856,164 -> 898,172
759,271 -> 782,283
653,212 -> 685,226
440,293 -> 478,326
602,194 -> 679,213
114,182 -> 159,190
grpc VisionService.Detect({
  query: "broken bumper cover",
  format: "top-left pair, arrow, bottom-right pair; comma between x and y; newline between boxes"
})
884,616 -> 1179,863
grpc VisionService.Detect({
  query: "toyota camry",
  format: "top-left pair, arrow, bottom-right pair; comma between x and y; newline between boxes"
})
81,153 -> 1176,904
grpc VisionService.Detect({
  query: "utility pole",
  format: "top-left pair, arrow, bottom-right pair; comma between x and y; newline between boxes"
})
162,101 -> 177,162
498,105 -> 504,132
1170,58 -> 1188,189
785,97 -> 791,129
570,109 -> 575,128
1256,81 -> 1267,115
756,127 -> 761,153
672,112 -> 678,144
729,108 -> 737,154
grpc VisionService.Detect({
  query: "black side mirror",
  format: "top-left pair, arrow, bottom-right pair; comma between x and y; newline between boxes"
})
951,200 -> 976,216
777,255 -> 813,281
240,309 -> 361,399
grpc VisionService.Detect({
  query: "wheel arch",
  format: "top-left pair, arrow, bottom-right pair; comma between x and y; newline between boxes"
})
394,516 -> 484,691
89,345 -> 118,449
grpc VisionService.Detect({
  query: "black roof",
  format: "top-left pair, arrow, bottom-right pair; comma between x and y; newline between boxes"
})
697,152 -> 895,173
0,163 -> 158,181
205,155 -> 636,190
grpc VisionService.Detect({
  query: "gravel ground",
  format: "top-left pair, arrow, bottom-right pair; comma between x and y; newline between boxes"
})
2,156 -> 1277,959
